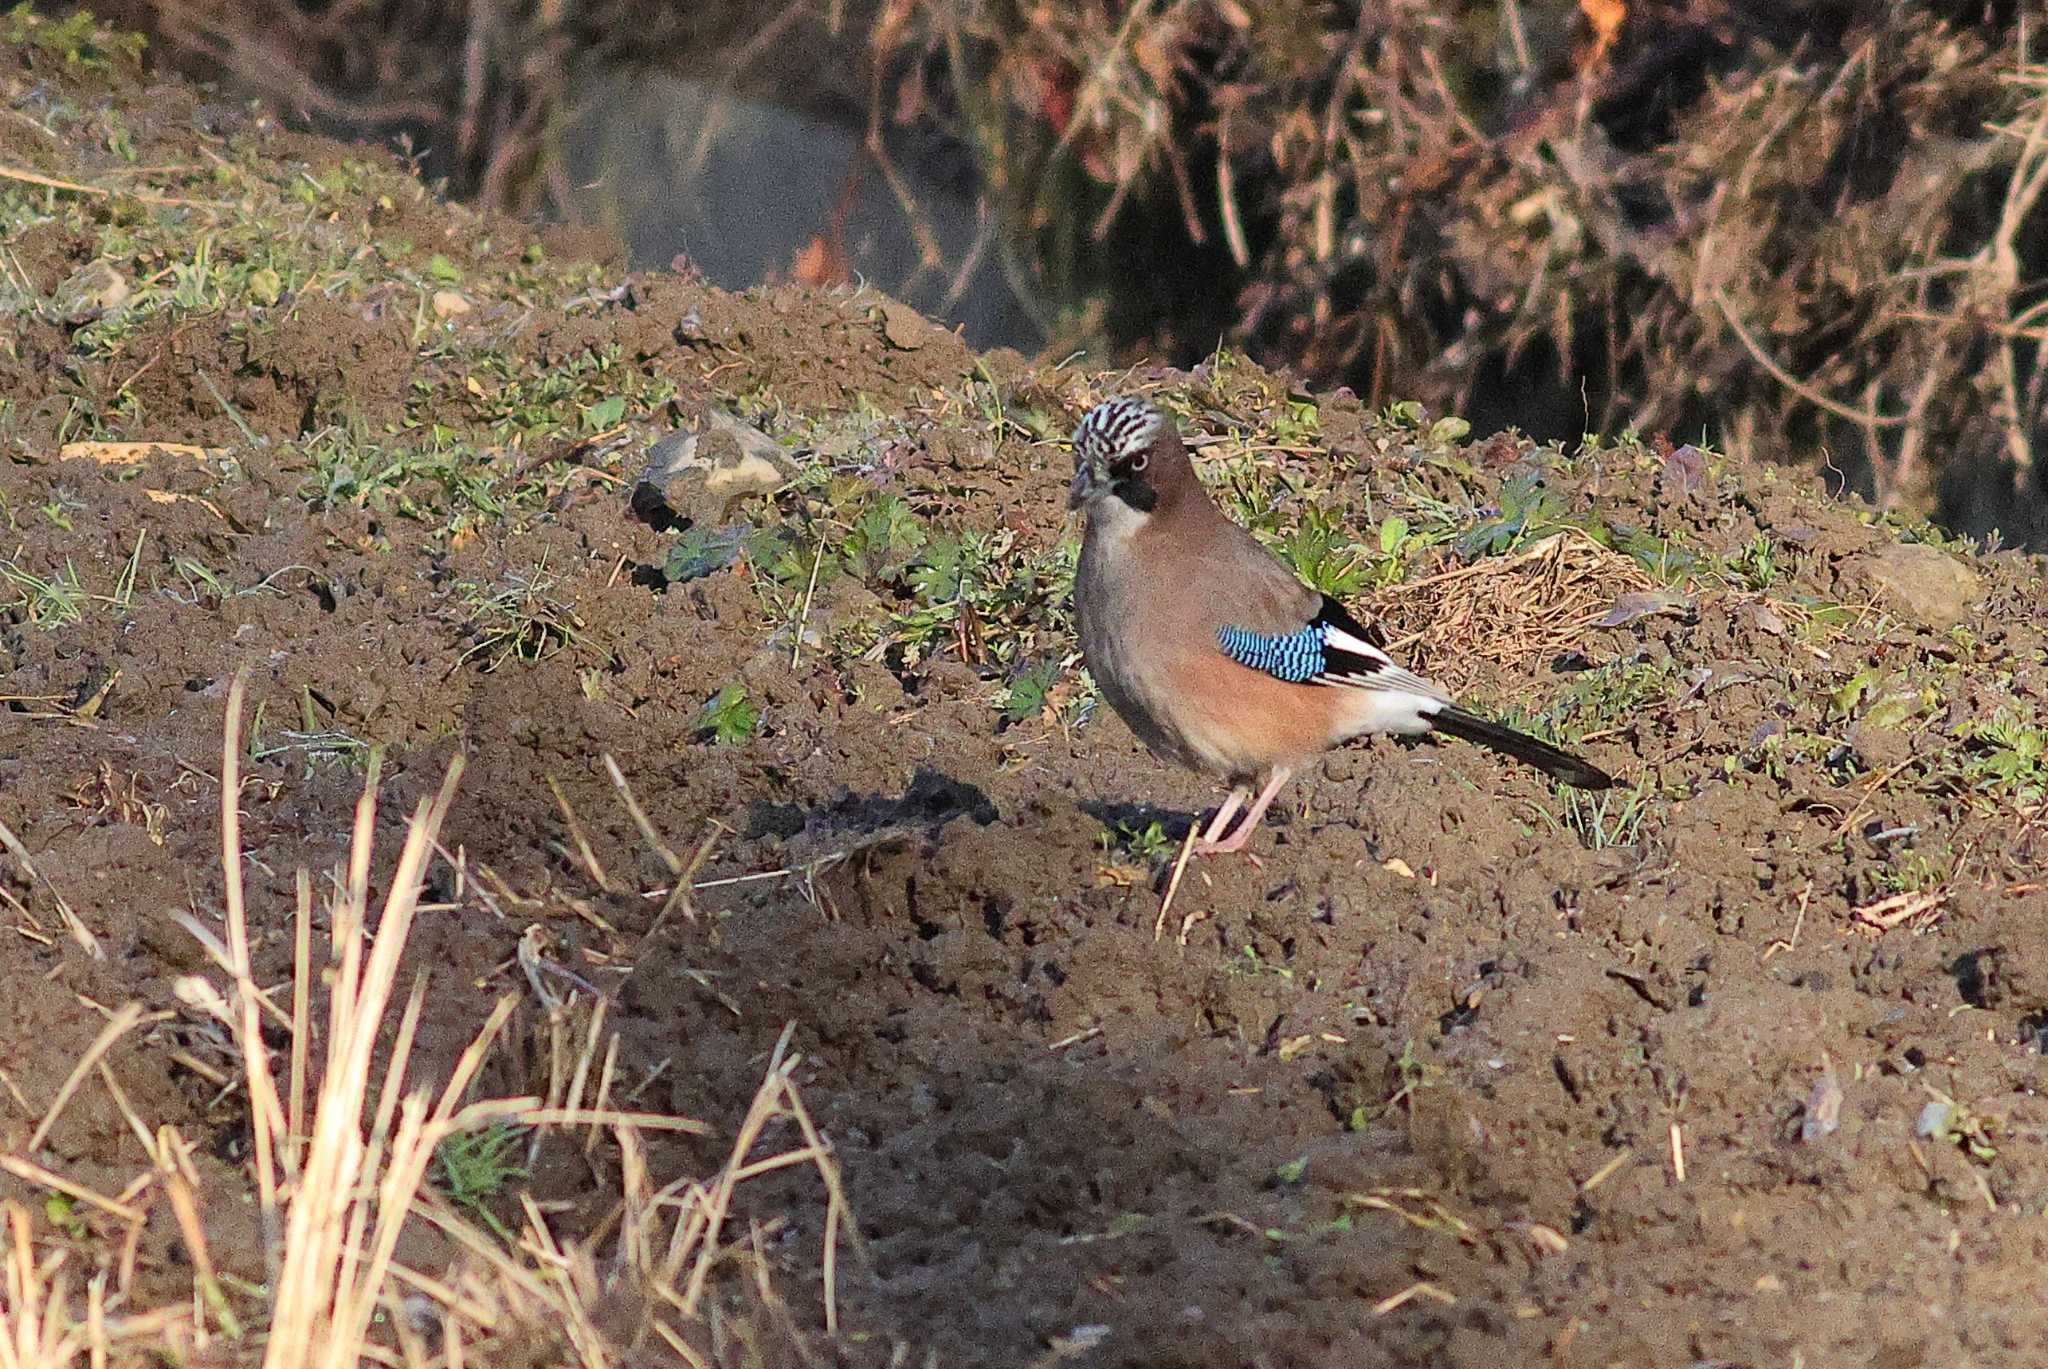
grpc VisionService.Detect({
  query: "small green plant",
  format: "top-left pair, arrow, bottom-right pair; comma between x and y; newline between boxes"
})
1223,945 -> 1294,984
43,1193 -> 89,1240
1523,657 -> 1677,745
698,683 -> 760,745
1361,513 -> 1441,587
434,1121 -> 529,1240
1725,533 -> 1782,592
0,556 -> 86,628
1453,470 -> 1576,559
581,393 -> 627,431
1379,399 -> 1427,428
1875,848 -> 1944,895
1538,777 -> 1654,850
1281,503 -> 1370,597
1000,657 -> 1064,723
841,494 -> 927,580
663,526 -> 745,583
1103,817 -> 1175,862
1956,708 -> 2048,804
1918,1087 -> 1997,1164
1380,1039 -> 1439,1119
3,7 -> 147,71
244,688 -> 375,775
453,562 -> 584,672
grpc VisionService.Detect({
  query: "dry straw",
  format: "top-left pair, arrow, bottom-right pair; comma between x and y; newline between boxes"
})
1372,529 -> 1654,694
0,675 -> 857,1364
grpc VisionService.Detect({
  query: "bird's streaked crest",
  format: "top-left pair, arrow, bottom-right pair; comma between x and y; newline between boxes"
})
1072,396 -> 1163,467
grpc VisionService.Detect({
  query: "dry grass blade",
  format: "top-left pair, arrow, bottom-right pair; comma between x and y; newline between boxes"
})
264,752 -> 475,1369
0,1156 -> 140,1225
0,816 -> 102,959
1851,890 -> 1950,932
220,673 -> 286,1277
27,1002 -> 146,1153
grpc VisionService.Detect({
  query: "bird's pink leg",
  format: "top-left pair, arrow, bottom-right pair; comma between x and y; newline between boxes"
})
1195,767 -> 1293,856
1197,785 -> 1249,847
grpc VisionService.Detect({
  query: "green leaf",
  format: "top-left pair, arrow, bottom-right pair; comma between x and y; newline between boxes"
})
1378,515 -> 1410,555
424,253 -> 462,283
1862,691 -> 1923,730
1830,668 -> 1883,719
1428,416 -> 1470,444
583,394 -> 627,431
844,495 -> 927,579
664,526 -> 743,582
742,526 -> 811,585
698,684 -> 760,746
1002,659 -> 1061,722
908,533 -> 967,601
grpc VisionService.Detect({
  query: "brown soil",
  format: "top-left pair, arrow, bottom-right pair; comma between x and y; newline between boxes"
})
5,33 -> 2048,1369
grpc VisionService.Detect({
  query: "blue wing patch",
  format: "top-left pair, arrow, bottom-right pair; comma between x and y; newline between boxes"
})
1216,624 -> 1326,683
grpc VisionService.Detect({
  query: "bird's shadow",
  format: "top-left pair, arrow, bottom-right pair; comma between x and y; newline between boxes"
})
1077,798 -> 1206,843
747,767 -> 999,842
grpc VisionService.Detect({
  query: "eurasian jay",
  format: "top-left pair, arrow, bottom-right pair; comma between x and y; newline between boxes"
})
1067,395 -> 1613,856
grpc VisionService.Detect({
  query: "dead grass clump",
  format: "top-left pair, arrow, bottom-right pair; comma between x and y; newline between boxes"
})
1370,530 -> 1654,695
873,2 -> 2048,539
0,676 -> 857,1366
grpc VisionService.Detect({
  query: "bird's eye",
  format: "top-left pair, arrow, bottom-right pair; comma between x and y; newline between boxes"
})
1128,452 -> 1148,473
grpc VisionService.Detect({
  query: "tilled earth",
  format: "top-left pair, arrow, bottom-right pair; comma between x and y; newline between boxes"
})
5,26 -> 2048,1368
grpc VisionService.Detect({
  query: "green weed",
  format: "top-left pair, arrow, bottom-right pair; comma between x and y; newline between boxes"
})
1102,817 -> 1176,862
1452,470 -> 1577,559
1956,708 -> 2048,804
452,562 -> 584,672
434,1122 -> 530,1241
698,683 -> 760,746
1001,657 -> 1064,724
1523,657 -> 1677,745
1537,777 -> 1654,850
1222,945 -> 1294,984
2,6 -> 146,72
1724,533 -> 1783,592
0,557 -> 87,628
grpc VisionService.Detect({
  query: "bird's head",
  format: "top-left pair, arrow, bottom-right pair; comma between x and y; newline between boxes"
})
1066,396 -> 1190,518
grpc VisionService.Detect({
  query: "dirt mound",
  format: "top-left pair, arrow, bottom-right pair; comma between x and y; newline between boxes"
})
4,16 -> 2048,1367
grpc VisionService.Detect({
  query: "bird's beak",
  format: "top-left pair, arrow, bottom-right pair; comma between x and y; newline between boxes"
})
1066,462 -> 1097,511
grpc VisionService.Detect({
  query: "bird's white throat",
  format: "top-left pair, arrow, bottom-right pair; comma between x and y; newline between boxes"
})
1083,489 -> 1151,548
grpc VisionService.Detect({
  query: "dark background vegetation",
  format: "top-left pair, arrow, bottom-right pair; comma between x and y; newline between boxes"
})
75,0 -> 2048,547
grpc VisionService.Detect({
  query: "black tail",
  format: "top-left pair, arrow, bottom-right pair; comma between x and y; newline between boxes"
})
1428,706 -> 1613,790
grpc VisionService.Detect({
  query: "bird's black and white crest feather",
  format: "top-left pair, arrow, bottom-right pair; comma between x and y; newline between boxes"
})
1073,396 -> 1164,468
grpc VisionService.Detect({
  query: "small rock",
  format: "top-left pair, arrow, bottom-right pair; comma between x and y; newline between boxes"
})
1742,601 -> 1786,636
1662,442 -> 1707,496
635,409 -> 801,528
872,297 -> 927,351
1849,543 -> 1984,628
431,289 -> 473,319
1800,1067 -> 1843,1142
48,259 -> 130,324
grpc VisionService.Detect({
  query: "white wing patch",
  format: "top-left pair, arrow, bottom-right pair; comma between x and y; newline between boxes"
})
1314,621 -> 1451,703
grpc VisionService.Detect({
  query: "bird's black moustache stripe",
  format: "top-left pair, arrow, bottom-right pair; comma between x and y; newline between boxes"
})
1113,477 -> 1156,512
